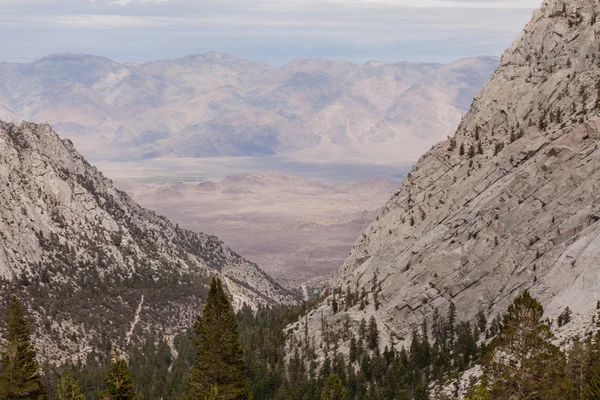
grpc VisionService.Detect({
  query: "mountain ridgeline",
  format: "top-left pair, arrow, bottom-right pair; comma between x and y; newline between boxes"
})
287,0 -> 600,371
0,121 -> 295,364
0,53 -> 497,163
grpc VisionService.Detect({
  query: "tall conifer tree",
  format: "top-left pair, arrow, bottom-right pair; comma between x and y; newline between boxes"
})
583,364 -> 600,400
55,374 -> 85,400
321,374 -> 348,400
483,291 -> 572,400
582,331 -> 600,400
466,382 -> 489,400
367,316 -> 379,350
184,277 -> 248,400
0,296 -> 45,399
349,337 -> 357,364
98,350 -> 137,400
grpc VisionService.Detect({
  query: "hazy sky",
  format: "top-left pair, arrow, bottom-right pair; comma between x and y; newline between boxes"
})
0,0 -> 541,66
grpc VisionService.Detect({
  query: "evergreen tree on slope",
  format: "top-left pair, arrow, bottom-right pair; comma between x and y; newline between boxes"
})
0,296 -> 45,399
98,350 -> 137,400
321,373 -> 348,400
184,277 -> 248,400
484,291 -> 572,400
583,363 -> 600,400
582,331 -> 600,400
55,373 -> 85,400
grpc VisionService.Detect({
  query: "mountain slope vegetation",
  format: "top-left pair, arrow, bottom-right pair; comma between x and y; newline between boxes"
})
0,121 -> 295,364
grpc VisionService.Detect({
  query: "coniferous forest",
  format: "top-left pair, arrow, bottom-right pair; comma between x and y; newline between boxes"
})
1,282 -> 600,399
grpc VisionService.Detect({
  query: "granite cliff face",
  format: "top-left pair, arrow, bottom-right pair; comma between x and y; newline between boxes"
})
0,121 -> 294,363
287,0 -> 600,354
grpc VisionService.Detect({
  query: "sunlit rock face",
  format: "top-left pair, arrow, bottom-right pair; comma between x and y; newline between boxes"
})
287,0 -> 600,357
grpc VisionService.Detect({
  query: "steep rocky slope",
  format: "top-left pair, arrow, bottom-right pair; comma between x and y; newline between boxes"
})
287,0 -> 600,355
0,54 -> 497,163
0,121 -> 295,363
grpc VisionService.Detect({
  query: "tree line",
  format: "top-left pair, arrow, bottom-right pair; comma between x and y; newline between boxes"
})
0,277 -> 247,400
2,279 -> 600,399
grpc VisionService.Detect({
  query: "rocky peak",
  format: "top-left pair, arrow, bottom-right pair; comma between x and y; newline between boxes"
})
450,0 -> 599,157
286,0 -> 600,357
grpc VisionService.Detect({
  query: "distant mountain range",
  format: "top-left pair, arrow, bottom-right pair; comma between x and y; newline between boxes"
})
0,53 -> 498,162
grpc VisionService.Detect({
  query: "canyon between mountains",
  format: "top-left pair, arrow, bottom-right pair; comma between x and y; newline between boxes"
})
0,53 -> 498,297
0,49 -> 496,363
5,1 -> 600,394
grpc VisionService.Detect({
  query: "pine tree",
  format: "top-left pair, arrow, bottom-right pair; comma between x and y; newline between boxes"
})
356,338 -> 364,360
569,338 -> 591,400
184,277 -> 249,400
468,144 -> 476,158
454,321 -> 477,371
345,287 -> 354,309
558,307 -> 572,327
55,374 -> 85,400
467,382 -> 489,400
0,296 -> 45,399
583,332 -> 600,400
367,316 -> 379,350
583,361 -> 600,400
431,308 -> 444,347
321,374 -> 348,400
98,350 -> 137,400
483,291 -> 572,400
476,310 -> 487,339
349,337 -> 358,364
493,142 -> 504,156
448,138 -> 456,151
359,318 -> 367,341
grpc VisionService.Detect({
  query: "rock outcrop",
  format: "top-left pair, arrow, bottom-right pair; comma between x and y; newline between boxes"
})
287,0 -> 600,355
0,121 -> 295,363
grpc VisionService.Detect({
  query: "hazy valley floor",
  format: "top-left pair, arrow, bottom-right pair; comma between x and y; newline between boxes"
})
100,157 -> 409,290
97,156 -> 410,184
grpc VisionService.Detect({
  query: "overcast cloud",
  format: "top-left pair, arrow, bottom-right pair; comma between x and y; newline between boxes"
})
0,0 -> 541,66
